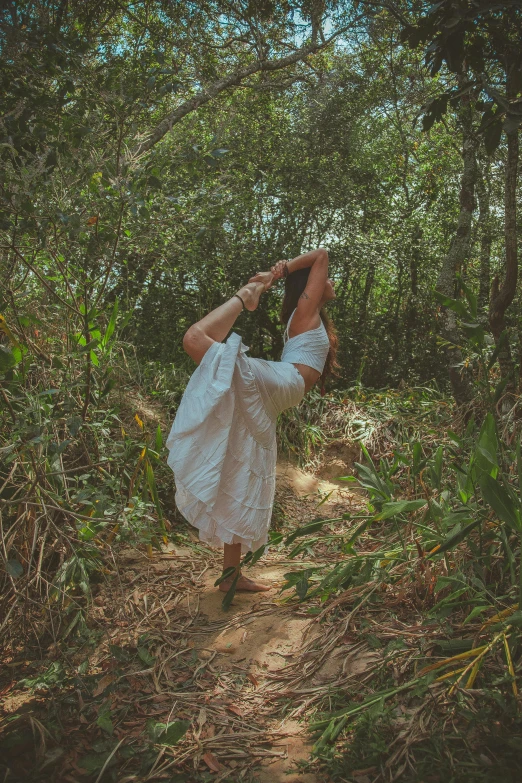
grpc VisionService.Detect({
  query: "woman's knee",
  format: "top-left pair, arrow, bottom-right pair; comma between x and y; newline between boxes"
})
183,325 -> 203,355
183,324 -> 212,363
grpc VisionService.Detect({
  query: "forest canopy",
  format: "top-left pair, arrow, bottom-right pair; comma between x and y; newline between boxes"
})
2,0 -> 520,393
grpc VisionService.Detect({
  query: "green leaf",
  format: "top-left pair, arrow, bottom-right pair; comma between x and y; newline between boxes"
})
155,424 -> 163,452
431,446 -> 443,489
100,378 -> 116,397
376,500 -> 427,520
120,310 -> 133,329
78,339 -> 100,353
96,707 -> 113,735
147,719 -> 190,745
214,566 -> 236,586
7,558 -> 23,578
487,330 -> 508,371
433,638 -> 475,654
66,415 -> 83,437
427,517 -> 482,557
412,442 -> 423,475
463,605 -> 491,625
484,118 -> 503,155
344,519 -> 370,548
101,298 -> 118,347
461,322 -> 484,343
109,644 -> 131,662
480,474 -> 521,532
489,610 -> 522,631
221,569 -> 240,611
281,568 -> 317,593
296,574 -> 309,600
0,346 -> 17,372
78,751 -> 118,773
457,275 -> 478,320
146,462 -> 163,521
516,439 -> 522,495
493,377 -> 510,404
137,646 -> 156,666
354,462 -> 392,500
433,290 -> 470,318
474,413 -> 499,478
242,542 -> 267,567
285,518 -> 327,545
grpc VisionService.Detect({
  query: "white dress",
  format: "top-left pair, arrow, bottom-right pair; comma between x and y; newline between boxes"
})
166,332 -> 305,552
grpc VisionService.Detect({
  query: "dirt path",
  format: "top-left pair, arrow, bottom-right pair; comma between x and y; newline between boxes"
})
1,459 -> 370,782
148,460 -> 365,782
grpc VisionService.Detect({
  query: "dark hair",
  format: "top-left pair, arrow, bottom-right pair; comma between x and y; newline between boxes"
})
281,267 -> 339,393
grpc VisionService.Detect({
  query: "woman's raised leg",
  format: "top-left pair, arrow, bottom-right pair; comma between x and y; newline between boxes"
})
183,281 -> 266,364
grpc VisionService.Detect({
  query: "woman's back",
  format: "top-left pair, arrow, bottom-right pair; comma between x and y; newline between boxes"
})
280,309 -> 330,375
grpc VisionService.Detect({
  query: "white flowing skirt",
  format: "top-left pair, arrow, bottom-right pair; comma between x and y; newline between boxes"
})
166,332 -> 305,552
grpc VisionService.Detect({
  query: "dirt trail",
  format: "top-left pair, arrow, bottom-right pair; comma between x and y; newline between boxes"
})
159,459 -> 364,782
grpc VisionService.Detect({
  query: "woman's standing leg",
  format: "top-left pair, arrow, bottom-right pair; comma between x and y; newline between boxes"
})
219,543 -> 270,593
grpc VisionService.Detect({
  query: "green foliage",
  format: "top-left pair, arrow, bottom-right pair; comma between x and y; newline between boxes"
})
0,291 -> 168,646
401,1 -> 522,150
276,392 -> 522,774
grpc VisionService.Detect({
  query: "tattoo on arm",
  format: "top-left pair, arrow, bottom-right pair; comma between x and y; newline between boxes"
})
300,292 -> 309,300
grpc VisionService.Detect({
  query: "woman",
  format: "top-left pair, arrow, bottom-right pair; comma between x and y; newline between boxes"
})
166,248 -> 337,592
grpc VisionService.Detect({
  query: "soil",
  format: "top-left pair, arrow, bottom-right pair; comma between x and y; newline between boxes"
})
1,456 -> 368,783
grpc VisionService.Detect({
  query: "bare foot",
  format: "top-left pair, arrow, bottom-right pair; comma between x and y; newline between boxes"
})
219,575 -> 271,592
236,282 -> 265,312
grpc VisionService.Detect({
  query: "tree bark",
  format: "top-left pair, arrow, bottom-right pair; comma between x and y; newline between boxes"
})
405,224 -> 421,363
489,70 -> 519,399
476,158 -> 492,316
436,84 -> 477,405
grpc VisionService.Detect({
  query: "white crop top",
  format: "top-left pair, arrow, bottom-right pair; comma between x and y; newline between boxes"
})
280,310 -> 330,374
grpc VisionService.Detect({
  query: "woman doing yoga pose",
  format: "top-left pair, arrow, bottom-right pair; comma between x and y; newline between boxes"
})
166,248 -> 337,592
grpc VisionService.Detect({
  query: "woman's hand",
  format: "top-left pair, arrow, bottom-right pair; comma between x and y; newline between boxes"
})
270,259 -> 287,280
248,270 -> 274,289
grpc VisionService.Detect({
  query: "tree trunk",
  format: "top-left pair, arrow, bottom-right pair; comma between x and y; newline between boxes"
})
405,224 -> 421,364
436,84 -> 477,405
489,69 -> 519,400
359,260 -> 376,332
355,258 -> 376,385
477,158 -> 493,316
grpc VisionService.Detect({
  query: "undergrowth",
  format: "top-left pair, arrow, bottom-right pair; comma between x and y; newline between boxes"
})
273,404 -> 522,781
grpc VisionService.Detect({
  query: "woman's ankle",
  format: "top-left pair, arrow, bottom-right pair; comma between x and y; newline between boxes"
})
236,282 -> 264,311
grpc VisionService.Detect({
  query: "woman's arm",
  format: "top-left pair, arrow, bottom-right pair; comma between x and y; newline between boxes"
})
277,248 -> 329,319
249,247 -> 328,319
250,248 -> 328,286
283,248 -> 328,277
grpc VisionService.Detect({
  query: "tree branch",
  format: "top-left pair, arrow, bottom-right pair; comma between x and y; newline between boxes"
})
9,245 -> 80,315
130,27 -> 352,158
